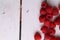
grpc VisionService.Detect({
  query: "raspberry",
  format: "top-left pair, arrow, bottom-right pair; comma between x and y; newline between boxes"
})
50,22 -> 56,28
39,15 -> 45,23
59,26 -> 60,30
48,28 -> 55,35
50,36 -> 56,40
41,26 -> 48,34
56,37 -> 60,40
46,13 -> 53,20
44,33 -> 51,40
54,16 -> 60,25
44,19 -> 50,27
52,7 -> 59,16
41,1 -> 47,8
58,4 -> 60,10
40,8 -> 46,15
46,5 -> 53,14
34,32 -> 41,40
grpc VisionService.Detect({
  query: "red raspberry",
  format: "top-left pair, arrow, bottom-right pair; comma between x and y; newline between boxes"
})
34,32 -> 41,40
46,13 -> 53,20
44,19 -> 50,27
59,26 -> 60,30
48,28 -> 55,35
41,26 -> 48,34
41,1 -> 47,8
56,37 -> 60,40
50,36 -> 56,40
50,22 -> 56,28
58,4 -> 60,10
54,16 -> 60,25
40,8 -> 46,15
52,7 -> 59,16
46,5 -> 53,14
39,15 -> 45,23
44,33 -> 51,40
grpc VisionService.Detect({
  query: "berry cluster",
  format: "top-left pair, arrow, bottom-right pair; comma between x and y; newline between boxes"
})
34,0 -> 60,40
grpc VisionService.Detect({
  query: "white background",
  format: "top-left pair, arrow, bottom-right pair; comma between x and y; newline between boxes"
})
0,0 -> 20,40
22,0 -> 60,40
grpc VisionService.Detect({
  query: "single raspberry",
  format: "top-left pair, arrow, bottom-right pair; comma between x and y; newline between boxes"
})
48,28 -> 55,35
39,15 -> 45,23
46,5 -> 53,14
34,32 -> 41,40
50,22 -> 56,28
58,4 -> 60,10
41,26 -> 48,34
50,36 -> 56,40
44,33 -> 51,40
46,13 -> 53,20
54,16 -> 60,25
59,26 -> 60,30
56,37 -> 60,40
41,1 -> 47,8
52,7 -> 59,16
44,19 -> 50,27
40,8 -> 46,15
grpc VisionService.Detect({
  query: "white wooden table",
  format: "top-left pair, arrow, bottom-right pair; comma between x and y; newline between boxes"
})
22,0 -> 60,40
0,0 -> 20,40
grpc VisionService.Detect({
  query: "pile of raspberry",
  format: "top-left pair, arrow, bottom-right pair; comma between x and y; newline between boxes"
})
34,0 -> 60,40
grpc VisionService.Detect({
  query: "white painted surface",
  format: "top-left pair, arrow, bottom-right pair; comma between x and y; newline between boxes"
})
0,0 -> 20,40
22,0 -> 60,40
